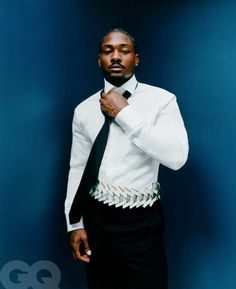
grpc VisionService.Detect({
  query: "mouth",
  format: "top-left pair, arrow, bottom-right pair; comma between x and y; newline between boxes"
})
109,66 -> 124,73
109,65 -> 125,72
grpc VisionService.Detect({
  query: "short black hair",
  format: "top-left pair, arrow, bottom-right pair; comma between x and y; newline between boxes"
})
99,28 -> 138,54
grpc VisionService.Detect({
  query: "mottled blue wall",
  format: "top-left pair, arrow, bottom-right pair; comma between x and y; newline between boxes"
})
0,1 -> 235,289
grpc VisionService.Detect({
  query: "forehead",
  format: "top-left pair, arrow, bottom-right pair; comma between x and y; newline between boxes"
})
101,32 -> 133,48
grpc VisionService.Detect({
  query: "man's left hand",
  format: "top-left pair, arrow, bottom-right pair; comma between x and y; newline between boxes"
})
100,91 -> 129,118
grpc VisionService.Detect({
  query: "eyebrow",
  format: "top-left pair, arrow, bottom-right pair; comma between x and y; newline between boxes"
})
101,44 -> 130,48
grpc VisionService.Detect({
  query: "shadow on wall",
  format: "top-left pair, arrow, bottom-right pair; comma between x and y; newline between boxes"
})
160,154 -> 221,289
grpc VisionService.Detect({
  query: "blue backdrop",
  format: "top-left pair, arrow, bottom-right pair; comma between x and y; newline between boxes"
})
0,1 -> 235,288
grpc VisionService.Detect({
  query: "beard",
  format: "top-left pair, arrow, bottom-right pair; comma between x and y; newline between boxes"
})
103,72 -> 133,87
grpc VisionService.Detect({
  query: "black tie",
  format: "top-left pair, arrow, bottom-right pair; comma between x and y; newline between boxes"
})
69,89 -> 131,224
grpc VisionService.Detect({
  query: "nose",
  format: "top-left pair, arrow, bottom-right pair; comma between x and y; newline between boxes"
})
111,50 -> 121,61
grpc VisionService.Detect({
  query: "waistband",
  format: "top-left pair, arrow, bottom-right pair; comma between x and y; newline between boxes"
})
90,181 -> 161,209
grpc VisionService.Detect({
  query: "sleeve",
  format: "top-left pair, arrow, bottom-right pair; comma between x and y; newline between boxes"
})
115,95 -> 189,170
64,110 -> 92,232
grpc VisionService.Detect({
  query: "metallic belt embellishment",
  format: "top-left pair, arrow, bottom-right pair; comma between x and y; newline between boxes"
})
90,181 -> 161,209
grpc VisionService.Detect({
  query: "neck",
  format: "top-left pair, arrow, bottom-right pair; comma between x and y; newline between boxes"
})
105,74 -> 133,87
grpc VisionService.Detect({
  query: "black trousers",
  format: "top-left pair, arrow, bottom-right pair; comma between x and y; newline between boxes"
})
84,197 -> 168,289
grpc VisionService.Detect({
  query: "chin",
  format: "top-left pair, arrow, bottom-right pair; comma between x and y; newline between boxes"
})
108,74 -> 132,81
104,73 -> 133,86
106,74 -> 124,81
108,72 -> 124,77
106,75 -> 126,86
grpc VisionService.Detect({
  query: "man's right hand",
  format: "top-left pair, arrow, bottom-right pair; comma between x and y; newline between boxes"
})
69,229 -> 91,263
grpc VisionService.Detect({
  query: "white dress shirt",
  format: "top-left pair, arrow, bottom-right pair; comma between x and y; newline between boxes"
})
65,75 -> 189,232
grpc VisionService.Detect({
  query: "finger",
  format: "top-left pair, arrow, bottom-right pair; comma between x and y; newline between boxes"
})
101,92 -> 107,98
83,238 -> 92,256
73,247 -> 90,263
79,255 -> 91,263
76,253 -> 90,263
107,90 -> 122,97
99,100 -> 106,112
99,101 -> 104,109
73,243 -> 82,259
73,251 -> 90,263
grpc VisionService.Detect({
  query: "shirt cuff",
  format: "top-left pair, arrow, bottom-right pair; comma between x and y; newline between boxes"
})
115,105 -> 144,136
67,217 -> 84,232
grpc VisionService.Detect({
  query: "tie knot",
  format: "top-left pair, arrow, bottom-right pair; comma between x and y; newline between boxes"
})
112,87 -> 126,95
110,87 -> 131,100
122,90 -> 131,99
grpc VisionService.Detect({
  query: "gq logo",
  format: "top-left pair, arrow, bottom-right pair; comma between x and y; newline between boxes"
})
0,260 -> 61,289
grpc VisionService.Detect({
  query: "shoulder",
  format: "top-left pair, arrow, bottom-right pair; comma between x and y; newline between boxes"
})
73,90 -> 102,122
136,82 -> 176,108
72,90 -> 103,129
138,82 -> 175,99
74,90 -> 101,113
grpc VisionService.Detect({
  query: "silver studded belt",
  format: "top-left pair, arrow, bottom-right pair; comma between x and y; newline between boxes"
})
90,181 -> 161,209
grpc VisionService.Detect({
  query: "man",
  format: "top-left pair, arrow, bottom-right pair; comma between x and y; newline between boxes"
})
65,28 -> 188,289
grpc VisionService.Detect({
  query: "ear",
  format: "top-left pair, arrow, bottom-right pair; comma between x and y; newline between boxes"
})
135,54 -> 139,66
98,56 -> 101,67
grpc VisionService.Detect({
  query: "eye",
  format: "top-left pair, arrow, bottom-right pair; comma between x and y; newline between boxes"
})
102,50 -> 112,55
121,50 -> 130,54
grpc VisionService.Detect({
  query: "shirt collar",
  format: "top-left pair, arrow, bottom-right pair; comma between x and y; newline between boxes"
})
104,74 -> 138,94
